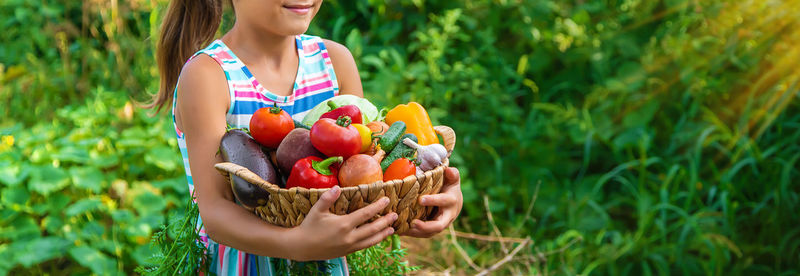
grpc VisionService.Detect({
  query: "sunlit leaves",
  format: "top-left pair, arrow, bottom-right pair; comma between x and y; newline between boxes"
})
144,146 -> 180,172
1,186 -> 29,207
65,198 -> 104,217
0,161 -> 23,187
14,237 -> 71,267
132,192 -> 167,215
68,246 -> 120,276
69,167 -> 105,193
27,165 -> 69,196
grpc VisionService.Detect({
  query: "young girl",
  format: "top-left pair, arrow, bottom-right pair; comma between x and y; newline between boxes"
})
148,0 -> 464,274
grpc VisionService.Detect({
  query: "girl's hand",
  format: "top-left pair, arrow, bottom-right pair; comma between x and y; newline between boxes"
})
403,167 -> 462,238
286,186 -> 398,261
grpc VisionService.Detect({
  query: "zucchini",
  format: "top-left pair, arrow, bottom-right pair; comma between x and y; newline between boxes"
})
378,121 -> 406,153
381,133 -> 418,170
293,119 -> 310,130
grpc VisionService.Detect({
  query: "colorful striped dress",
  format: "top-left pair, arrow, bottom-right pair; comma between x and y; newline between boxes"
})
171,35 -> 349,275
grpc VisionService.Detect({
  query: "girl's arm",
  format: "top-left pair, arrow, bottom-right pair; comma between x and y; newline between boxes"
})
176,55 -> 397,261
324,39 -> 363,97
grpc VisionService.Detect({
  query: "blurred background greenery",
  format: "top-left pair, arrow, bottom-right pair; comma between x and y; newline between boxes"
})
1,0 -> 799,275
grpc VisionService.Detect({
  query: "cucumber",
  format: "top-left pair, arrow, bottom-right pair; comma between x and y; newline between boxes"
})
378,121 -> 406,153
381,133 -> 418,170
293,119 -> 310,130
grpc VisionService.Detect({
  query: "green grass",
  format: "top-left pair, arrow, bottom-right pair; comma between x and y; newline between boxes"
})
1,0 -> 799,275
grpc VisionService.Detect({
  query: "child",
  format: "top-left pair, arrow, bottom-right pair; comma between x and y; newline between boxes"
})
147,0 -> 463,274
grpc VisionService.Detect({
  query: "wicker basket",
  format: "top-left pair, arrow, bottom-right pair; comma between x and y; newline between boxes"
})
214,125 -> 456,234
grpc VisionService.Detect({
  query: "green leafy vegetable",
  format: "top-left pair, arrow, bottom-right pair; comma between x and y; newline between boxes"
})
301,95 -> 380,126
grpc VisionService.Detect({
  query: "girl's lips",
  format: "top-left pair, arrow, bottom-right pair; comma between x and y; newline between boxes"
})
283,4 -> 313,15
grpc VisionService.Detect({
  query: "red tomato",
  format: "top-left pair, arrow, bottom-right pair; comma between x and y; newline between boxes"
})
249,105 -> 294,148
383,158 -> 416,182
310,116 -> 362,159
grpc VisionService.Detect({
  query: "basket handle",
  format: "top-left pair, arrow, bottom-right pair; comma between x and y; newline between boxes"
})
214,162 -> 280,192
434,125 -> 456,153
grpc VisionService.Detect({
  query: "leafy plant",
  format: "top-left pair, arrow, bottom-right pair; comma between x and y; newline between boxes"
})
347,235 -> 420,276
135,193 -> 209,276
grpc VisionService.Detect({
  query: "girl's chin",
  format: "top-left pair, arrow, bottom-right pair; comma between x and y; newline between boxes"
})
250,15 -> 313,36
271,21 -> 312,36
277,25 -> 310,36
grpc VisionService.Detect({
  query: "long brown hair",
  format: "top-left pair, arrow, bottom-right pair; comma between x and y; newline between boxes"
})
147,0 -> 224,113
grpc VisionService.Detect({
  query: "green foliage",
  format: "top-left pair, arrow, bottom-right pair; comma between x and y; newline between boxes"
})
313,0 -> 800,274
347,235 -> 420,276
135,194 -> 209,276
0,86 -> 186,274
269,258 -> 335,276
1,0 -> 799,275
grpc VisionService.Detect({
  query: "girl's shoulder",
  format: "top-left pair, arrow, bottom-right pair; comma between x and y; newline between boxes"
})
176,53 -> 228,104
179,39 -> 228,86
174,40 -> 230,110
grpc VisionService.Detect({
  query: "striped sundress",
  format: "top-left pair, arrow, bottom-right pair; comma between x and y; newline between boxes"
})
171,34 -> 349,275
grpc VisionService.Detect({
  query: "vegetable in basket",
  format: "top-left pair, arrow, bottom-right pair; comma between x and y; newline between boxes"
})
286,156 -> 343,189
381,133 -> 417,170
320,101 -> 363,124
275,128 -> 325,175
352,123 -> 374,153
338,154 -> 383,187
371,149 -> 386,163
366,121 -> 389,136
385,102 -> 438,146
402,138 -> 447,171
310,116 -> 362,159
249,104 -> 294,148
365,121 -> 389,154
378,121 -> 406,153
301,95 -> 379,125
219,129 -> 276,207
383,158 -> 416,182
292,119 -> 310,130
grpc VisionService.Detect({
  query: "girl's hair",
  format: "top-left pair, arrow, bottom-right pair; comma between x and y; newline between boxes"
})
148,0 -> 224,113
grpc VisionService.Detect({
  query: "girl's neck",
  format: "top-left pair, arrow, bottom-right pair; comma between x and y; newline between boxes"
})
221,22 -> 297,71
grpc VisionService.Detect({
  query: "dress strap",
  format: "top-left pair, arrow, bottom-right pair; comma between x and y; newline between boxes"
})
297,35 -> 340,96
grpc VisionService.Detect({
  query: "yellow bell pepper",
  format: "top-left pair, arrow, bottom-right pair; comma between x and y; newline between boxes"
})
385,102 -> 438,145
352,123 -> 373,153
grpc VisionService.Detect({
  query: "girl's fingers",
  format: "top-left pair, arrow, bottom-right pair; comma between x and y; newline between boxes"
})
309,186 -> 341,215
410,208 -> 453,234
403,213 -> 445,238
444,167 -> 460,185
352,212 -> 398,240
419,193 -> 457,207
351,227 -> 395,253
400,227 -> 432,238
344,197 -> 390,227
404,229 -> 440,238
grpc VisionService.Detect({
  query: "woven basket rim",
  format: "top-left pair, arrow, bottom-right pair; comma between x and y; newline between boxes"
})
237,159 -> 448,194
214,125 -> 456,199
